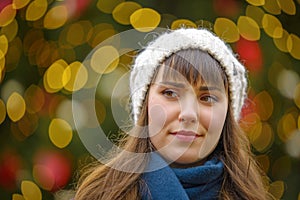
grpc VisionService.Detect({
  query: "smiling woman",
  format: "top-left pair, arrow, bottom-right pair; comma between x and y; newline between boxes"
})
148,49 -> 229,165
75,28 -> 273,200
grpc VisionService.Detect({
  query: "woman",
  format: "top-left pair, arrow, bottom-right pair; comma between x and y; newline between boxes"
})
75,28 -> 272,199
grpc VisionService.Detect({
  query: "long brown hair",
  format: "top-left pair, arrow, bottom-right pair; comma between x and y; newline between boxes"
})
75,49 -> 272,200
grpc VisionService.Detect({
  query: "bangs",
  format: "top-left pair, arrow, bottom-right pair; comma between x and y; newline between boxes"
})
156,49 -> 227,89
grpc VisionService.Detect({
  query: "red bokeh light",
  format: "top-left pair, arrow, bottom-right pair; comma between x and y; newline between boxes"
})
33,150 -> 72,192
236,37 -> 263,73
0,150 -> 22,191
0,0 -> 11,12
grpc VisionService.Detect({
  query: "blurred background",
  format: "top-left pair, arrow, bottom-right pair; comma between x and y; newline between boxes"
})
0,0 -> 300,199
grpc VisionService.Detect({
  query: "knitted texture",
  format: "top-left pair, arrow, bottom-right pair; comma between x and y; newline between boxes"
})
130,28 -> 247,123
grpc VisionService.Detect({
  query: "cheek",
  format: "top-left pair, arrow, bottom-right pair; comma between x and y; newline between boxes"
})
201,105 -> 228,132
148,104 -> 167,136
148,100 -> 178,137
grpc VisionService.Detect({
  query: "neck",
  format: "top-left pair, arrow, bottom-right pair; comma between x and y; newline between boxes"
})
170,158 -> 207,168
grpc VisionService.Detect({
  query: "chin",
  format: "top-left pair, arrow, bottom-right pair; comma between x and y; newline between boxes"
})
166,152 -> 205,166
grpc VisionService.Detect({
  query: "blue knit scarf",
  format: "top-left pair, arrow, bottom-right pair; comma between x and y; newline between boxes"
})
141,154 -> 224,200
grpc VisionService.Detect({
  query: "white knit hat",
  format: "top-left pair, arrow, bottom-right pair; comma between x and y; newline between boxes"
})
130,28 -> 247,123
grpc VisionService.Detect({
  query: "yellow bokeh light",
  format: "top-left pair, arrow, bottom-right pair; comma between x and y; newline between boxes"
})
0,99 -> 6,124
171,19 -> 197,30
26,0 -> 48,21
96,0 -> 125,14
43,74 -> 59,93
248,119 -> 262,144
214,18 -> 239,43
13,0 -> 31,9
112,2 -> 142,25
287,34 -> 300,60
0,19 -> 18,42
246,0 -> 265,6
246,5 -> 265,28
273,29 -> 289,52
130,8 -> 161,32
262,14 -> 283,38
252,123 -> 274,152
268,181 -> 284,199
283,113 -> 296,136
278,0 -> 296,15
253,91 -> 273,121
12,194 -> 25,200
7,92 -> 26,122
24,85 -> 45,114
294,83 -> 300,109
45,60 -> 67,90
49,118 -> 73,148
262,0 -> 281,15
278,113 -> 296,142
0,4 -> 17,27
21,180 -> 42,200
91,45 -> 119,74
64,61 -> 88,92
44,5 -> 68,29
237,16 -> 260,41
0,35 -> 8,59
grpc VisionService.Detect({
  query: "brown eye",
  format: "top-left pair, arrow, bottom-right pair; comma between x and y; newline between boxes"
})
162,89 -> 178,98
200,95 -> 218,103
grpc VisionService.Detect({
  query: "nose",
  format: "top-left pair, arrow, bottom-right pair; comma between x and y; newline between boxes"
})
178,97 -> 198,124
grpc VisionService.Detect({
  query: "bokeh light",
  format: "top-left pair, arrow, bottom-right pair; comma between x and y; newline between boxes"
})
6,92 -> 26,122
43,5 -> 68,30
262,14 -> 283,38
48,118 -> 73,148
25,0 -> 48,21
237,16 -> 260,41
112,2 -> 142,25
0,4 -> 16,27
214,17 -> 239,43
91,45 -> 119,74
21,180 -> 42,200
130,8 -> 161,32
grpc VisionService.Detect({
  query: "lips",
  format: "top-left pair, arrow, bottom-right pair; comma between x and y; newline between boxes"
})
170,130 -> 203,142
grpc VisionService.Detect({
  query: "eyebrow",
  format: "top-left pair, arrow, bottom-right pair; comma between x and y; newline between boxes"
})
157,81 -> 224,92
157,81 -> 186,88
199,86 -> 223,92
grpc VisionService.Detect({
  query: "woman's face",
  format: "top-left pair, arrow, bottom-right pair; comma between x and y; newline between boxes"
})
148,65 -> 228,165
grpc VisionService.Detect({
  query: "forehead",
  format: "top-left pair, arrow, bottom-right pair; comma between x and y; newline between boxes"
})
152,50 -> 227,91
